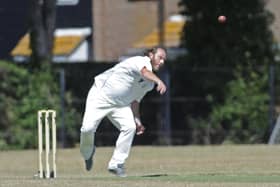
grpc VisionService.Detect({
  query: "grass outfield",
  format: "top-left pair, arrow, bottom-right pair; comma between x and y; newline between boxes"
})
1,145 -> 280,187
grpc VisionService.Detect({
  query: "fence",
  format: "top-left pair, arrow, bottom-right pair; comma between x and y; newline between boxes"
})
54,63 -> 277,146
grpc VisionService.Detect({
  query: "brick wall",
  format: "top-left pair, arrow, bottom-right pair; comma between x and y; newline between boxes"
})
266,0 -> 280,42
93,0 -> 180,62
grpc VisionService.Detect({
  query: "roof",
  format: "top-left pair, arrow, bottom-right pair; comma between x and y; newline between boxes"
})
11,28 -> 91,57
133,15 -> 185,48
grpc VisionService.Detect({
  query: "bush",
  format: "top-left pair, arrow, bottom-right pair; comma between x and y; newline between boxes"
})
0,61 -> 81,149
209,70 -> 269,143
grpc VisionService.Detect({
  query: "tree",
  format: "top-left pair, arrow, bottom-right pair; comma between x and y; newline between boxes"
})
29,0 -> 56,67
176,0 -> 277,143
178,0 -> 275,68
0,60 -> 81,149
210,71 -> 270,143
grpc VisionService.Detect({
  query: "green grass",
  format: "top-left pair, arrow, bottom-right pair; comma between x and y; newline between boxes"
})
1,145 -> 280,187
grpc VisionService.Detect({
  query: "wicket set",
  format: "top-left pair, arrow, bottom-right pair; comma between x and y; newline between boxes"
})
37,109 -> 57,178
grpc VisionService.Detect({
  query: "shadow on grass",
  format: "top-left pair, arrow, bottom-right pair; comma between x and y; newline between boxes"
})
141,174 -> 170,178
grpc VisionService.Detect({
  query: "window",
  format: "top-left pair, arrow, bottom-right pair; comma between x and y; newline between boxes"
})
128,0 -> 157,2
57,0 -> 79,6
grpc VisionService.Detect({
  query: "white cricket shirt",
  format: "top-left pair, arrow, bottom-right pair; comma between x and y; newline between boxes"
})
94,56 -> 155,106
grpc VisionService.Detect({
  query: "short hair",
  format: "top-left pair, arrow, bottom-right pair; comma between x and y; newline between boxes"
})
143,46 -> 166,56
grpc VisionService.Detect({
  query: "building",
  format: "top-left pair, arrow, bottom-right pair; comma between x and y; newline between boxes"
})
11,28 -> 92,63
10,0 -> 93,63
10,0 -> 182,62
0,1 -> 29,60
4,0 -> 280,63
266,0 -> 280,61
267,0 -> 280,42
92,0 -> 181,62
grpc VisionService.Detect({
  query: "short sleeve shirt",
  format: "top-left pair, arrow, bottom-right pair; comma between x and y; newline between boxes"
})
94,56 -> 155,106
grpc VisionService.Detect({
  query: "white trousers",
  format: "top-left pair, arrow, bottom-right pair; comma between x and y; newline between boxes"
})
80,84 -> 136,168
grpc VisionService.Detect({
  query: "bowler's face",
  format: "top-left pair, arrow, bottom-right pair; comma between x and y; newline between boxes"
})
151,48 -> 166,71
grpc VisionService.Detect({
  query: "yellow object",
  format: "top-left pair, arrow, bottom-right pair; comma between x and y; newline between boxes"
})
133,20 -> 185,48
11,34 -> 85,56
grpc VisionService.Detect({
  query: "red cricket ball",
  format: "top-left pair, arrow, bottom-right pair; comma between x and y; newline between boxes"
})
218,15 -> 226,23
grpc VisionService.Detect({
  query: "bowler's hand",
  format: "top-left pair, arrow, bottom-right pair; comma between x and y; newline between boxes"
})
156,80 -> 166,95
136,124 -> 145,135
134,117 -> 145,135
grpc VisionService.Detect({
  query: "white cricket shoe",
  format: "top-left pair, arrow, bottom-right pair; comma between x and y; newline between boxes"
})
108,164 -> 127,177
